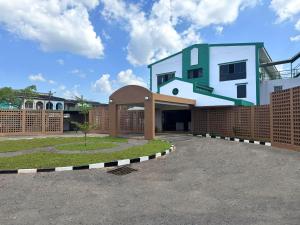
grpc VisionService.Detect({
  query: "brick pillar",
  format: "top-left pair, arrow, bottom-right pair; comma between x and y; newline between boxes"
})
21,110 -> 26,134
109,103 -> 118,137
42,110 -> 46,133
290,88 -> 294,145
250,106 -> 255,140
144,97 -> 155,140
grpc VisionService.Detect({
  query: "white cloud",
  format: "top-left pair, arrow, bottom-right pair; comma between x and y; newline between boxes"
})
59,85 -> 66,91
270,0 -> 300,42
92,69 -> 146,95
28,73 -> 57,84
63,85 -> 81,99
101,0 -> 259,66
0,0 -> 104,59
270,0 -> 300,22
57,59 -> 64,65
117,69 -> 147,87
295,19 -> 300,31
28,73 -> 46,82
92,74 -> 114,94
48,80 -> 56,84
215,26 -> 224,35
290,35 -> 300,42
70,69 -> 87,78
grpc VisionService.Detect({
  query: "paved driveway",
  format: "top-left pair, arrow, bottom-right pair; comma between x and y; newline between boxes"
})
0,135 -> 299,225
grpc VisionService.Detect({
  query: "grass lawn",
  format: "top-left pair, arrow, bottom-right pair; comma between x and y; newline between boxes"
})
55,142 -> 118,151
0,136 -> 127,153
0,140 -> 171,170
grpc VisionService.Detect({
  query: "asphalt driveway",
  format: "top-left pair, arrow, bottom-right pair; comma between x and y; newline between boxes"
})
0,135 -> 299,225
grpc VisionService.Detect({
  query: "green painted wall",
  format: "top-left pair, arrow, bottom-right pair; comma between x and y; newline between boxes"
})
182,44 -> 209,87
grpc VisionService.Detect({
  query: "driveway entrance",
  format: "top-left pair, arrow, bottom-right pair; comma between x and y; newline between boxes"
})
1,135 -> 299,225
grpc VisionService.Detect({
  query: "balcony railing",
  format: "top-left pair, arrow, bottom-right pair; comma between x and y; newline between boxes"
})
261,68 -> 300,80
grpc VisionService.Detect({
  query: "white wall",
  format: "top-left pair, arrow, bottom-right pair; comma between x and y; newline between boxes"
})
191,48 -> 198,65
209,45 -> 257,104
160,79 -> 234,106
260,77 -> 300,104
151,53 -> 182,93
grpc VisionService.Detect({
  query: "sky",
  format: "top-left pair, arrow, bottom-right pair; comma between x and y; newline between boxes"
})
0,0 -> 300,103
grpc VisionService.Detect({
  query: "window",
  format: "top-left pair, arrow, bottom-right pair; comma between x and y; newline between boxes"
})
172,88 -> 179,95
25,101 -> 33,109
220,61 -> 246,81
274,85 -> 282,92
237,84 -> 246,98
188,68 -> 203,79
46,102 -> 53,110
36,102 -> 43,110
56,103 -> 63,110
157,72 -> 175,86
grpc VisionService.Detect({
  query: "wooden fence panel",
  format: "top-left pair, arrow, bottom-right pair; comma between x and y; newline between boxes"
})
0,110 -> 63,136
89,105 -> 109,133
192,105 -> 271,142
271,89 -> 292,145
253,105 -> 270,141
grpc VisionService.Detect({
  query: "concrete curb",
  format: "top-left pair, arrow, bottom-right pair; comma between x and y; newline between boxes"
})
195,133 -> 271,146
0,145 -> 175,175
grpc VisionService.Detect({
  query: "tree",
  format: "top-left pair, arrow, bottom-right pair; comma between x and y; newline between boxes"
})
0,85 -> 37,109
71,95 -> 96,147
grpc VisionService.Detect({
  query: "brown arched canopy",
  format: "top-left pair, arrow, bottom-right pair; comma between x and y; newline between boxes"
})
108,85 -> 195,140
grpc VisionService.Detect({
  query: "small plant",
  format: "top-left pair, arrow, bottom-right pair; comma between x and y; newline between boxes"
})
71,96 -> 96,148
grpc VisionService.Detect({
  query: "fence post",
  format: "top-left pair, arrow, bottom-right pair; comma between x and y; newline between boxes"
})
21,110 -> 26,134
290,88 -> 294,145
207,109 -> 210,134
42,110 -> 46,133
270,93 -> 274,144
250,106 -> 255,140
60,111 -> 64,133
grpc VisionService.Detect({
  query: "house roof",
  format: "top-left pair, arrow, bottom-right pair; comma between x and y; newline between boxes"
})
147,42 -> 264,67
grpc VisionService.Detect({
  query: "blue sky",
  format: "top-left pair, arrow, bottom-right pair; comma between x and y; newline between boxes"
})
0,0 -> 300,103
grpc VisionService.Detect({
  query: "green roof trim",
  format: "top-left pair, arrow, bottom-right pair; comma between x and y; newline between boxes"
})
209,42 -> 264,47
148,42 -> 264,68
157,77 -> 254,106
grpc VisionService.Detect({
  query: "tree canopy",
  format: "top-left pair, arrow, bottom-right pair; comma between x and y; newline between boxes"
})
0,85 -> 37,109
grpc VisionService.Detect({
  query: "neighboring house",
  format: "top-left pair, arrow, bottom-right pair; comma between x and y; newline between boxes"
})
19,92 -> 101,131
148,42 -> 300,107
22,93 -> 65,110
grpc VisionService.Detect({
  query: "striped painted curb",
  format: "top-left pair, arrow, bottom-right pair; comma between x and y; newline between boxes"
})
195,133 -> 271,146
0,145 -> 175,175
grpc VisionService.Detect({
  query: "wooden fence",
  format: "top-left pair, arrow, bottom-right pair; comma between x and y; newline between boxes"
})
89,105 -> 109,134
271,86 -> 300,150
89,105 -> 144,134
192,105 -> 271,142
0,110 -> 63,136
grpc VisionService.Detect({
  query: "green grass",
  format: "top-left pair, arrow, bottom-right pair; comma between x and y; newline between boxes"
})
0,140 -> 171,170
55,142 -> 118,151
0,136 -> 127,153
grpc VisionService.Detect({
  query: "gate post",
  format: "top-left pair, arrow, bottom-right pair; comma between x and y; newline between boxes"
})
144,96 -> 155,140
109,102 -> 118,137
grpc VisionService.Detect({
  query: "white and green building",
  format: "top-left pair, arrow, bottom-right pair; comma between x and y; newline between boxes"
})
148,42 -> 279,106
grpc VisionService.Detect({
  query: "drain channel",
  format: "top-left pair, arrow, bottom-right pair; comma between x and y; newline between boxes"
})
107,166 -> 137,176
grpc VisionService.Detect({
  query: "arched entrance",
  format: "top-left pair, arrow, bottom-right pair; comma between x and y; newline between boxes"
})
109,85 -> 196,140
109,85 -> 154,140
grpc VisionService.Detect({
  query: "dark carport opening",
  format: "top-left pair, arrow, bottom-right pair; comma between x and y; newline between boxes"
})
162,110 -> 191,132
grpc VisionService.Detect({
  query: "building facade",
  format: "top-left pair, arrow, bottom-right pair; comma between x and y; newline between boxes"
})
148,42 -> 281,107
